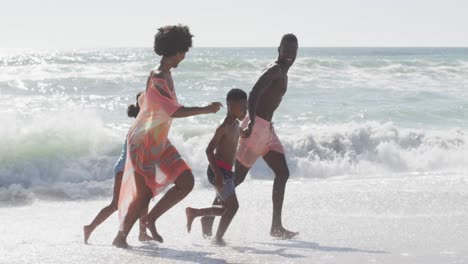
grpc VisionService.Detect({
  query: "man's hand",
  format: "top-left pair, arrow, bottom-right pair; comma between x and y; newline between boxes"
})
241,121 -> 254,138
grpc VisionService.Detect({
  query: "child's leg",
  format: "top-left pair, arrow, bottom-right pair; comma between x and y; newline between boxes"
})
200,196 -> 221,236
215,194 -> 239,243
84,171 -> 123,244
186,206 -> 225,233
112,171 -> 152,248
144,169 -> 194,242
202,161 -> 249,237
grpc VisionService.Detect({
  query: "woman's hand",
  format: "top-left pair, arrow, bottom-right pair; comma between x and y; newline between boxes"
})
204,102 -> 223,114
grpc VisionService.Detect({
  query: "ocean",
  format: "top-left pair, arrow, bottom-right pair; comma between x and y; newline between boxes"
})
1,47 -> 468,263
1,47 -> 468,205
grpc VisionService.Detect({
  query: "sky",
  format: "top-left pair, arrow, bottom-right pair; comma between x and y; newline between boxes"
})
0,0 -> 467,48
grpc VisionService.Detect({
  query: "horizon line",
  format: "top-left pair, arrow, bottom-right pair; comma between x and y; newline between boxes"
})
1,46 -> 468,50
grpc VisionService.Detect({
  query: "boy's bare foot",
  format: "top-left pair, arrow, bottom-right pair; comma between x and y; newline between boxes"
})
83,225 -> 92,244
270,227 -> 299,240
185,207 -> 196,233
142,216 -> 164,243
112,232 -> 129,249
201,216 -> 213,238
212,236 -> 226,246
138,232 -> 153,242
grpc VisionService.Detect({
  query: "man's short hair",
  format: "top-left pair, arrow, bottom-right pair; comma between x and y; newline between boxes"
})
280,33 -> 298,46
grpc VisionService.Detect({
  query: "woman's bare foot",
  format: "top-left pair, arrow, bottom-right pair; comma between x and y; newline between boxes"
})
138,232 -> 153,242
83,225 -> 93,244
112,232 -> 129,249
142,216 -> 164,243
185,207 -> 196,233
270,227 -> 299,240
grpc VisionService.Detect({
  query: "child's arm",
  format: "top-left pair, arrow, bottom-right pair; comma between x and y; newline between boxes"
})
206,123 -> 227,191
171,102 -> 222,118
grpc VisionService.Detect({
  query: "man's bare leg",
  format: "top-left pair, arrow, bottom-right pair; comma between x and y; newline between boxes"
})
143,170 -> 194,243
263,151 -> 298,239
186,206 -> 225,233
84,172 -> 123,244
201,161 -> 249,237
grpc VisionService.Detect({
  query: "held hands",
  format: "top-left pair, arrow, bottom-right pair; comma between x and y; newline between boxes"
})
241,120 -> 254,138
204,102 -> 223,114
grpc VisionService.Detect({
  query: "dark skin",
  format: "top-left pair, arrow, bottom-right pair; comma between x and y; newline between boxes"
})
112,51 -> 222,249
185,99 -> 247,244
83,171 -> 152,244
202,39 -> 299,240
84,93 -> 152,244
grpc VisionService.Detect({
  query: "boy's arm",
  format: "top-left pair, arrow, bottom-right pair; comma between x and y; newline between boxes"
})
243,65 -> 281,138
206,123 -> 227,191
171,102 -> 222,118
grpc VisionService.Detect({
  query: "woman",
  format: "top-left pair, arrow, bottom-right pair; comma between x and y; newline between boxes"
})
113,25 -> 222,248
84,92 -> 152,244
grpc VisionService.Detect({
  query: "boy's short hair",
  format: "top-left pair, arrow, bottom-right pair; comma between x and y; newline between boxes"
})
280,33 -> 298,46
154,25 -> 194,57
226,88 -> 247,102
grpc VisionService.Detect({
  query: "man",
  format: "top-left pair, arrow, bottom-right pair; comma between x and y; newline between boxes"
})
202,34 -> 299,239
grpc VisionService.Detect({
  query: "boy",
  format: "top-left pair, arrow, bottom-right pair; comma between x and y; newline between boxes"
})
185,88 -> 247,245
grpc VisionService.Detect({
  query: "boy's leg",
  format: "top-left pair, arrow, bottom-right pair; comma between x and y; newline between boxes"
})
144,169 -> 194,242
215,194 -> 239,243
200,196 -> 221,237
186,206 -> 225,233
263,150 -> 298,239
84,171 -> 123,244
201,161 -> 249,237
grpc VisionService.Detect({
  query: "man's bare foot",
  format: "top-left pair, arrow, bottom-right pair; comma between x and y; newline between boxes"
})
138,232 -> 153,242
201,216 -> 213,238
212,236 -> 226,246
112,232 -> 129,249
83,225 -> 93,244
270,227 -> 299,240
185,207 -> 196,233
142,216 -> 164,243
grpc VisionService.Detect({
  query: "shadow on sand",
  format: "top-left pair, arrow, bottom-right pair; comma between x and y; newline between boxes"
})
255,240 -> 388,254
128,243 -> 228,264
106,239 -> 387,263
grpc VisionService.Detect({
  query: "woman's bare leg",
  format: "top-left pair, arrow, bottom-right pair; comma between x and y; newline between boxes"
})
138,205 -> 152,241
143,169 -> 194,242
